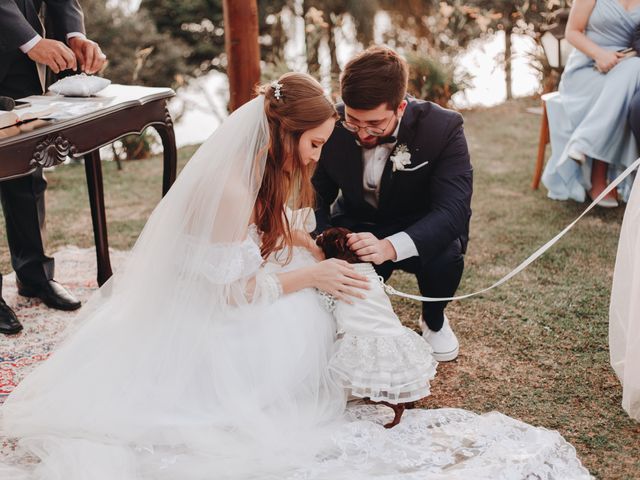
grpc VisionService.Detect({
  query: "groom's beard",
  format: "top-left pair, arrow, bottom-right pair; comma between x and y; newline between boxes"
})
356,136 -> 382,149
356,135 -> 397,149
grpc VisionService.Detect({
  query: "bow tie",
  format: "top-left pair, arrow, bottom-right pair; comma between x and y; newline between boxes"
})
355,135 -> 397,147
378,135 -> 397,144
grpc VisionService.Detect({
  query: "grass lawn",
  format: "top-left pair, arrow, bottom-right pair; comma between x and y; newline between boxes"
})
1,98 -> 638,478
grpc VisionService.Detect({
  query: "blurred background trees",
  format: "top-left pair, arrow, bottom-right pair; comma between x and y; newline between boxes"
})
86,0 -> 569,157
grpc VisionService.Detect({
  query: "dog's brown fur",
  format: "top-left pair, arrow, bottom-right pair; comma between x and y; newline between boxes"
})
315,227 -> 360,264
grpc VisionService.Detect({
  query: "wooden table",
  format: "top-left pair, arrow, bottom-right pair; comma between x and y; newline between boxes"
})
0,85 -> 177,286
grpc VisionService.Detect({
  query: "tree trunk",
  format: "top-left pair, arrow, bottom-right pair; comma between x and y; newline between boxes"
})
223,0 -> 261,112
328,13 -> 341,96
272,14 -> 285,64
303,1 -> 323,81
504,24 -> 513,101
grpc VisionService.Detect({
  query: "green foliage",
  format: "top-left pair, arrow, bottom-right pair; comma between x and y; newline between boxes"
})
465,0 -> 552,35
405,52 -> 470,107
304,0 -> 378,47
140,0 -> 225,77
258,0 -> 294,65
377,0 -> 482,56
82,0 -> 189,88
81,0 -> 192,160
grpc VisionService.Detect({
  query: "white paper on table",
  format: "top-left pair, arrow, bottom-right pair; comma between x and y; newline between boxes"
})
17,95 -> 115,120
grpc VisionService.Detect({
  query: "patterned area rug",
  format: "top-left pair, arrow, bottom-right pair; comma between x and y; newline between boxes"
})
0,246 -> 126,405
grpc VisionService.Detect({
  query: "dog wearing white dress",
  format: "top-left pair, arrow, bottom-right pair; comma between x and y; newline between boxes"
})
316,227 -> 437,428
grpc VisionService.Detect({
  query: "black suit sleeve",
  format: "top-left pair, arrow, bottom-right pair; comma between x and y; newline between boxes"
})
312,158 -> 340,235
633,24 -> 640,54
0,2 -> 39,51
404,114 -> 473,264
44,0 -> 86,38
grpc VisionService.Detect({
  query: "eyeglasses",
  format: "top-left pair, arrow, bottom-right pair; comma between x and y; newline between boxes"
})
340,113 -> 396,137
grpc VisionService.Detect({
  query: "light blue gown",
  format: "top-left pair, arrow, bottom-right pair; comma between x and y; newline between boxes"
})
542,0 -> 640,202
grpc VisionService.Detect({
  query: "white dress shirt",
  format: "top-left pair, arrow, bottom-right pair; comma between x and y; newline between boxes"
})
20,32 -> 86,53
360,122 -> 419,262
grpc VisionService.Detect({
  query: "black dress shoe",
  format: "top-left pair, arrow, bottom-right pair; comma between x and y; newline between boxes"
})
17,280 -> 81,311
0,298 -> 23,335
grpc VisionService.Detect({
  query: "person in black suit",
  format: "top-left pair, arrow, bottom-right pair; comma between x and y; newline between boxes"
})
0,0 -> 107,335
313,46 -> 472,361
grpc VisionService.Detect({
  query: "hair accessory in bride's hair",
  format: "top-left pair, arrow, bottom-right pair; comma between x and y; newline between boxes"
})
271,81 -> 283,100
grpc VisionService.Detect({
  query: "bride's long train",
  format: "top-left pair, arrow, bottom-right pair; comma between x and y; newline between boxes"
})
0,404 -> 590,479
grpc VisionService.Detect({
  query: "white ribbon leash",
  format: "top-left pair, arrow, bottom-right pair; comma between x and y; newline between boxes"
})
380,157 -> 640,303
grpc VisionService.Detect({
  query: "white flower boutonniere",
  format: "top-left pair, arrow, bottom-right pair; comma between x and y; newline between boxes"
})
390,144 -> 412,172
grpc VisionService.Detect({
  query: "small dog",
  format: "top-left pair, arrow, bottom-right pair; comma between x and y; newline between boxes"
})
315,227 -> 432,428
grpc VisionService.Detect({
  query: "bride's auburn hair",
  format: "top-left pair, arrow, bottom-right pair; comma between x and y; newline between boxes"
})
255,72 -> 338,260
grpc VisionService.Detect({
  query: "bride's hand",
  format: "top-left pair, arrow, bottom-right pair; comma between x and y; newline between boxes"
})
309,259 -> 369,304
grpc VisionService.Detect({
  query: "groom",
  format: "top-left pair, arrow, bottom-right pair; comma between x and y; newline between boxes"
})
313,46 -> 473,362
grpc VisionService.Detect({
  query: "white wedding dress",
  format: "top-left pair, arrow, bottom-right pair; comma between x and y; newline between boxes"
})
0,96 -> 591,479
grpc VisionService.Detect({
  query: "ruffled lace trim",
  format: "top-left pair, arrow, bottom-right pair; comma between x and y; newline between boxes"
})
329,328 -> 437,403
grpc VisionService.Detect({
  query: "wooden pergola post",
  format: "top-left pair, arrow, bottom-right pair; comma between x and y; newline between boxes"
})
223,0 -> 261,112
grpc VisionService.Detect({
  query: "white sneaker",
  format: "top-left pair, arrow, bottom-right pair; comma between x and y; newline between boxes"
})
422,315 -> 459,362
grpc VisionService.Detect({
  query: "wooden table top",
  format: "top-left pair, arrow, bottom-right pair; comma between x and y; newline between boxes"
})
0,85 -> 174,147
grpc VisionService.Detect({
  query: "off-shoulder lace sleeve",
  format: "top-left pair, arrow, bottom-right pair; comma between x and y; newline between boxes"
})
199,240 -> 264,285
176,226 -> 283,306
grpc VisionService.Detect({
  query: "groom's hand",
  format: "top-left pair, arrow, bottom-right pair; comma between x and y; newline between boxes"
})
347,232 -> 397,265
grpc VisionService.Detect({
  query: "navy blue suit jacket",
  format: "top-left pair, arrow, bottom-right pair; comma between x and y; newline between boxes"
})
312,97 -> 473,265
0,0 -> 85,85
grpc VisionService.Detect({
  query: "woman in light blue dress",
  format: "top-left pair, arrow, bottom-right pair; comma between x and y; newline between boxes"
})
542,0 -> 640,206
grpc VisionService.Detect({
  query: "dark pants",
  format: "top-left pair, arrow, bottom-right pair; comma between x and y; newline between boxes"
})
630,89 -> 640,144
0,54 -> 52,298
334,218 -> 465,332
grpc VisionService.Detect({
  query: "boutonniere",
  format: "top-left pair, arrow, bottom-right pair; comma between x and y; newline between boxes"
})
389,144 -> 412,172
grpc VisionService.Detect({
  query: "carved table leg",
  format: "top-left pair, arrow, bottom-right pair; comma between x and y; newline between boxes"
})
84,150 -> 113,286
154,108 -> 177,196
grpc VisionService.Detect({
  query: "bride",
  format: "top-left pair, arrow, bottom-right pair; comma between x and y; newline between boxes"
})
0,72 -> 590,479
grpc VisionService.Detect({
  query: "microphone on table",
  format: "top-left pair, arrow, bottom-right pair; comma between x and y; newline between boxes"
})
0,96 -> 16,111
